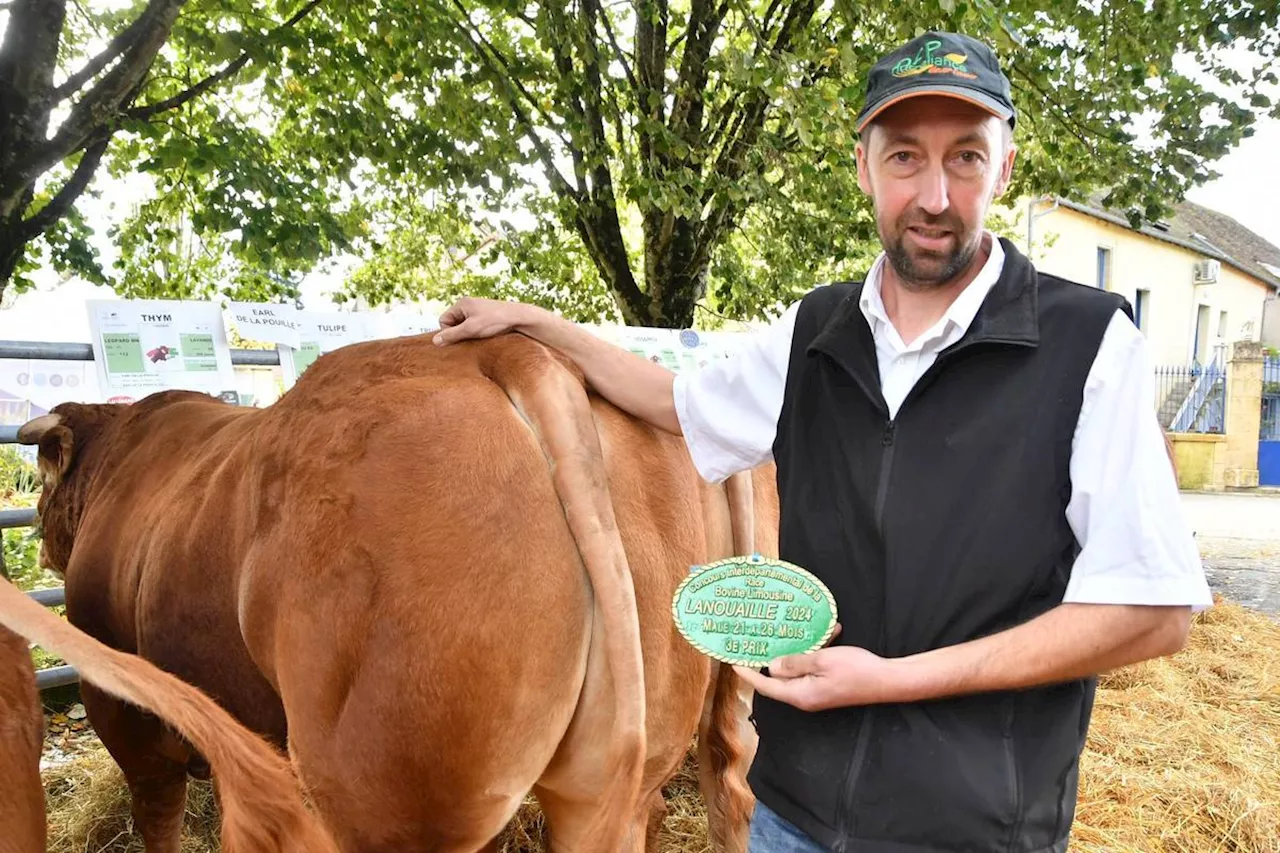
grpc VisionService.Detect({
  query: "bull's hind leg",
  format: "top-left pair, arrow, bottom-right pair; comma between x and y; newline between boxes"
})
81,682 -> 191,853
532,784 -> 649,853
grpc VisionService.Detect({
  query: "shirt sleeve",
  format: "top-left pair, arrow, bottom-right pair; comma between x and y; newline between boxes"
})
672,300 -> 800,484
1062,309 -> 1214,611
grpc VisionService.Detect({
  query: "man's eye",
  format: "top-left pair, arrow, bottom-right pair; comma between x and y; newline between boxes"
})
891,151 -> 912,163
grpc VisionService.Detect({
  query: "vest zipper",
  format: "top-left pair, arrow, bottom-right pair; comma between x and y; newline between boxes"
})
873,420 -> 896,534
834,418 -> 896,848
832,705 -> 875,852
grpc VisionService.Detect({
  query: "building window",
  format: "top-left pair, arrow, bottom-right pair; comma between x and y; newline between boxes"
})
1135,289 -> 1150,335
1096,247 -> 1112,290
1218,310 -> 1228,340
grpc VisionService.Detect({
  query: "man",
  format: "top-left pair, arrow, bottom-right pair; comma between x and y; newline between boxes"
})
434,30 -> 1211,853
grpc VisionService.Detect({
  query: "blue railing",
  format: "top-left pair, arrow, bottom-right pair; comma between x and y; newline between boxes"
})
1262,355 -> 1280,442
1161,345 -> 1227,434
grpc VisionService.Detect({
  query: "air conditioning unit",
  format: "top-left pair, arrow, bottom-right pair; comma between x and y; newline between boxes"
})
1193,258 -> 1220,284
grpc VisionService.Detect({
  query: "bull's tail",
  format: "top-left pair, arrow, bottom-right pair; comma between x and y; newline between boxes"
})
0,579 -> 341,853
480,342 -> 646,846
697,470 -> 763,852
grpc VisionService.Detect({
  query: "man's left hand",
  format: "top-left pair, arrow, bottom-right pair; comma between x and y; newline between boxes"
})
733,646 -> 910,711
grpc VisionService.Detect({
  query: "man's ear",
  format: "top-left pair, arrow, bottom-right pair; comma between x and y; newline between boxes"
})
992,141 -> 1017,198
855,138 -> 873,196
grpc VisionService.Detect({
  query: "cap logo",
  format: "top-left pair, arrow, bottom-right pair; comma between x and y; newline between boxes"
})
891,39 -> 978,80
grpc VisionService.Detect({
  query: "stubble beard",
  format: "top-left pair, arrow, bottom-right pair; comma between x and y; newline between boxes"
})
881,212 -> 981,292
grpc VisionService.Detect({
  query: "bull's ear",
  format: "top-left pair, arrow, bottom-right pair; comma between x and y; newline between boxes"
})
37,425 -> 75,487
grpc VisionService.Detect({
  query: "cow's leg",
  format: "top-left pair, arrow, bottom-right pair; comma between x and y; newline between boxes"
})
533,779 -> 667,853
81,682 -> 190,853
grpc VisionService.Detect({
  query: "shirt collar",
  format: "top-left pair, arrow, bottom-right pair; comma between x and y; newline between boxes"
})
858,230 -> 1006,346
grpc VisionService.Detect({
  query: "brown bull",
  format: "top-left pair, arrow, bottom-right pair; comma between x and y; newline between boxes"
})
17,332 -> 776,852
0,623 -> 45,853
0,578 -> 341,853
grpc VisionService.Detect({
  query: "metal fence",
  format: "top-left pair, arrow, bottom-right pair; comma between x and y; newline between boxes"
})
0,340 -> 281,691
1155,344 -> 1227,434
1263,356 -> 1280,442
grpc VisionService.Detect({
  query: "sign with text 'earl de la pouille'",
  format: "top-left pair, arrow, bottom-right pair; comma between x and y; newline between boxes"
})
85,300 -> 238,404
226,304 -> 440,387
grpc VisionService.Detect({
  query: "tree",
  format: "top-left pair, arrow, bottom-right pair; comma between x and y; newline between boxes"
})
0,0 -> 334,303
321,0 -> 1280,326
4,1 -> 1279,327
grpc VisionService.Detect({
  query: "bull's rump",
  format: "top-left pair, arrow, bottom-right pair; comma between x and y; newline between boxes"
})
235,335 -> 613,844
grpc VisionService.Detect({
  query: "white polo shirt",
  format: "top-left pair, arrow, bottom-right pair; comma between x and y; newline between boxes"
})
673,233 -> 1213,611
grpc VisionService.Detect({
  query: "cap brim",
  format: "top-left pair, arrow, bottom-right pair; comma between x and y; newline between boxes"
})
856,86 -> 1013,133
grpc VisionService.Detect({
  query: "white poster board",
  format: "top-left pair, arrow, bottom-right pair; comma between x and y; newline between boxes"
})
226,302 -> 302,348
85,299 -> 238,404
594,326 -> 738,373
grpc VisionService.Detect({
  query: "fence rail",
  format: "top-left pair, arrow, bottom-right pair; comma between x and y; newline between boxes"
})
1263,356 -> 1280,443
0,340 -> 282,365
1154,345 -> 1227,434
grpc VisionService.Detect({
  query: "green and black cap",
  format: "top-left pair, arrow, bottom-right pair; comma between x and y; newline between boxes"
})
856,31 -> 1015,133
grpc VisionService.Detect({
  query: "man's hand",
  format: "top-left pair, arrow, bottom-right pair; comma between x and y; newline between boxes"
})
734,646 -> 906,712
434,297 -> 544,346
732,603 -> 1192,713
430,295 -> 683,433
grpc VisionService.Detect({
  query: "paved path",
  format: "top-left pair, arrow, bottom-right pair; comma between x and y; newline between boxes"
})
1181,492 -> 1279,617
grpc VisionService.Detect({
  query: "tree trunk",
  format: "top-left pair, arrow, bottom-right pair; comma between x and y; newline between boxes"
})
640,213 -> 709,328
0,225 -> 26,291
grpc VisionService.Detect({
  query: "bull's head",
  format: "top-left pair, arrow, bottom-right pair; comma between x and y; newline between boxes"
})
16,403 -> 124,576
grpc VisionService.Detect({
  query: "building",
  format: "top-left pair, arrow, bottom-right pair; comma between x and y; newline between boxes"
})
1003,193 -> 1280,368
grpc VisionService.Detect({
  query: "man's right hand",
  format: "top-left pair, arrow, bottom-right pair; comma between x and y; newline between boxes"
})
434,297 -> 544,347
432,295 -> 682,436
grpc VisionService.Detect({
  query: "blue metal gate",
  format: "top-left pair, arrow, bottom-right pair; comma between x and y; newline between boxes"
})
1261,355 -> 1280,486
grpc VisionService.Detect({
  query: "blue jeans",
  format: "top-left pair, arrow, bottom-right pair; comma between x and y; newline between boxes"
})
748,801 -> 827,852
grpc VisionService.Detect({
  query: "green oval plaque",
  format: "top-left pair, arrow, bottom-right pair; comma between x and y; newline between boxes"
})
671,554 -> 838,668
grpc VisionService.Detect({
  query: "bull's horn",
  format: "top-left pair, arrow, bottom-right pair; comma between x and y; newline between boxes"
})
16,413 -> 62,445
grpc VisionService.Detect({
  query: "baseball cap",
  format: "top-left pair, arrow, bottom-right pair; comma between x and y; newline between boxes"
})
855,31 -> 1015,133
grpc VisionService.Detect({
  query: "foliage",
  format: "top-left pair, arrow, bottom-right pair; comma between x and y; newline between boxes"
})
0,0 -> 342,302
2,1 -> 1279,326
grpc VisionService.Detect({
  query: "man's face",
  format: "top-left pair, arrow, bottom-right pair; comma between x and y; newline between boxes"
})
855,96 -> 1016,290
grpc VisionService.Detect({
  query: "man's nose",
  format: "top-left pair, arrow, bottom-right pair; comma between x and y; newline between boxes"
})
915,164 -> 949,216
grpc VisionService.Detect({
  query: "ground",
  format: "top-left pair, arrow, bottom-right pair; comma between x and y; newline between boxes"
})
1183,490 -> 1280,617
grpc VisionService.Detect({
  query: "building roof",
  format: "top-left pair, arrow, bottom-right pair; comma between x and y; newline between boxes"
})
1053,194 -> 1280,292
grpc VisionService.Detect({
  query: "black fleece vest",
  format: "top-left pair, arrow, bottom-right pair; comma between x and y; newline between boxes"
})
749,239 -> 1131,852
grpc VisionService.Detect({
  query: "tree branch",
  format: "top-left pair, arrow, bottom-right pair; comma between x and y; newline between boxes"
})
1009,62 -> 1107,152
701,0 -> 818,245
18,134 -> 109,239
19,0 -> 186,181
635,0 -> 669,169
447,0 -> 572,143
543,4 -> 589,196
127,0 -> 323,119
51,5 -> 155,101
444,2 -> 580,203
597,5 -> 639,94
668,0 -> 727,144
